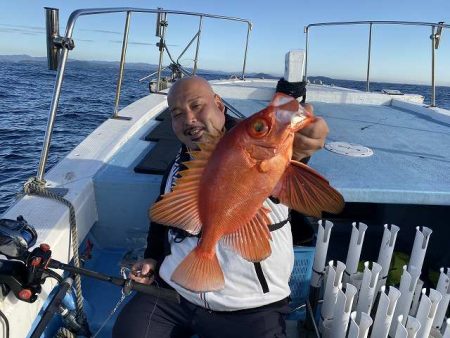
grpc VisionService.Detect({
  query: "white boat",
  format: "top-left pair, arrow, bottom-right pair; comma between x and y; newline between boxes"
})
0,7 -> 449,338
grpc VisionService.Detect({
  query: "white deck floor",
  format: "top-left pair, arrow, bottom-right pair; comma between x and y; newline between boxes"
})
213,79 -> 450,206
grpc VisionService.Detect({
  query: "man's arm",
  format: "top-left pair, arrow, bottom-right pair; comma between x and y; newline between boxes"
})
292,104 -> 329,162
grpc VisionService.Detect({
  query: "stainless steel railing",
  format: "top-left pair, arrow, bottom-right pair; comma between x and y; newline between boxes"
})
37,7 -> 252,182
304,20 -> 448,107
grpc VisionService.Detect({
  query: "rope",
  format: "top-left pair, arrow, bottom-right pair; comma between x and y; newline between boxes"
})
54,327 -> 76,338
23,177 -> 85,320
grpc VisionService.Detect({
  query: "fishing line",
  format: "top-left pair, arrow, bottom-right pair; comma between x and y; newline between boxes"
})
144,279 -> 160,338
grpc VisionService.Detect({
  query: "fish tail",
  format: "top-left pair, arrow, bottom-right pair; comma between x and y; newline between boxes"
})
171,248 -> 224,292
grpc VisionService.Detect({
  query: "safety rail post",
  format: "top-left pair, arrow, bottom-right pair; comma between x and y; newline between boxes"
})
37,47 -> 70,182
304,26 -> 309,82
156,9 -> 167,92
38,7 -> 252,180
193,16 -> 203,75
113,11 -> 132,118
431,25 -> 436,107
241,23 -> 252,80
366,23 -> 373,92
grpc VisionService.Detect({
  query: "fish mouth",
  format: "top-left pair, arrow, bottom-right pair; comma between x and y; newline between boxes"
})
290,106 -> 313,132
275,108 -> 310,131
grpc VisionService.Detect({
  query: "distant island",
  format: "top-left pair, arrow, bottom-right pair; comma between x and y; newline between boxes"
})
0,54 -> 279,80
2,54 -> 448,88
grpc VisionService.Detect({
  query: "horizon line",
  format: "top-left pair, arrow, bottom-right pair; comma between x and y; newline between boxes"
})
1,53 -> 450,87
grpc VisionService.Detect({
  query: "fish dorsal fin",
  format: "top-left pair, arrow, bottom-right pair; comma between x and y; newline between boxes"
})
271,160 -> 345,218
149,131 -> 222,234
220,207 -> 272,262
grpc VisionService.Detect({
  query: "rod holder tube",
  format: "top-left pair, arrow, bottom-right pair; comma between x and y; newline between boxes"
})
45,8 -> 60,71
376,224 -> 400,293
372,286 -> 401,338
415,288 -> 442,338
113,11 -> 132,118
311,220 -> 333,288
348,311 -> 373,338
327,284 -> 357,338
344,222 -> 368,284
320,260 -> 346,332
355,261 -> 382,320
390,265 -> 421,336
433,268 -> 450,330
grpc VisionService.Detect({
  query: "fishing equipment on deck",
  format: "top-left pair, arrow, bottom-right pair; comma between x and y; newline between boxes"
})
292,219 -> 449,338
0,216 -> 180,337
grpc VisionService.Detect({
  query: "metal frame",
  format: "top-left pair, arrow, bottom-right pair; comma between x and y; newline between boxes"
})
38,7 -> 252,182
304,20 -> 448,106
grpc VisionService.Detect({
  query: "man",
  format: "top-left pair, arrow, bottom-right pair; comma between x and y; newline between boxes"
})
113,76 -> 329,338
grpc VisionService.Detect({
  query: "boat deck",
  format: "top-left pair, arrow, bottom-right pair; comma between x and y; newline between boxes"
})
311,101 -> 450,205
212,80 -> 450,206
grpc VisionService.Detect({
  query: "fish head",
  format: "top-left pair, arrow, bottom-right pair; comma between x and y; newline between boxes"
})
241,93 -> 313,160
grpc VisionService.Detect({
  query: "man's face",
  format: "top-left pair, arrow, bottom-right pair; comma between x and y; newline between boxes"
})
168,78 -> 225,149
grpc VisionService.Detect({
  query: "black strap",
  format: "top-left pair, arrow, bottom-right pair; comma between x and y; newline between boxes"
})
253,262 -> 269,293
276,78 -> 307,103
268,216 -> 291,232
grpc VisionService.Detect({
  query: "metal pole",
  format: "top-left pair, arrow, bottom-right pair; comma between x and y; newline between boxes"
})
193,16 -> 203,75
304,26 -> 309,82
366,23 -> 372,92
431,26 -> 436,107
37,48 -> 70,181
156,11 -> 167,92
45,8 -> 60,71
113,11 -> 132,118
241,23 -> 252,80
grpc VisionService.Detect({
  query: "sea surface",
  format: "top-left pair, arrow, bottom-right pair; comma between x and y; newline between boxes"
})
1,60 -> 450,215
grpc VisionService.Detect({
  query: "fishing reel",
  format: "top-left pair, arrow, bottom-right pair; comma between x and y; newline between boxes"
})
0,216 -> 55,302
0,215 -> 37,258
0,215 -> 179,303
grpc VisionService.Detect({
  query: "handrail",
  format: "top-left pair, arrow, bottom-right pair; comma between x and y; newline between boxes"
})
304,20 -> 447,106
37,7 -> 252,182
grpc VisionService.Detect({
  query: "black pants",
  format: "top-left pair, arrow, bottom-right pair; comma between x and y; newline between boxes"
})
113,291 -> 290,338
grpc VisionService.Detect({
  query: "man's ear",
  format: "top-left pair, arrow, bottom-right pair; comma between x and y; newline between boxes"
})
214,94 -> 225,113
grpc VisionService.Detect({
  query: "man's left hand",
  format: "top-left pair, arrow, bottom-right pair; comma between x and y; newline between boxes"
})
292,104 -> 329,162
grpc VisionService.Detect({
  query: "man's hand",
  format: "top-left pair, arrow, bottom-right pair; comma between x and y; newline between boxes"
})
130,258 -> 157,285
292,103 -> 329,162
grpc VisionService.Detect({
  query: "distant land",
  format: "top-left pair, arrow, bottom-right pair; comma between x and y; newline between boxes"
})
1,54 -> 449,88
0,54 -> 279,79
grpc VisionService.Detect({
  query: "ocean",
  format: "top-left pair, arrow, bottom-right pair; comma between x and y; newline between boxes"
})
1,60 -> 450,215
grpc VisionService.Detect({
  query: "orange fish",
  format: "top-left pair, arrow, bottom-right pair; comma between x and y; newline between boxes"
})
150,93 -> 344,292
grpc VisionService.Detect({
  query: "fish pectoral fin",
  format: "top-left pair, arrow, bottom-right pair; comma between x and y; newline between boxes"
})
150,130 -> 223,234
271,160 -> 345,218
220,208 -> 272,262
171,248 -> 224,292
150,172 -> 203,235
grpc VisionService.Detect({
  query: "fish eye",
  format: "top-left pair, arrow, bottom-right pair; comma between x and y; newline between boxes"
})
248,118 -> 269,137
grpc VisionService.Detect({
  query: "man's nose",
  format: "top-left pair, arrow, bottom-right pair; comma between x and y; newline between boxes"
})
184,108 -> 197,124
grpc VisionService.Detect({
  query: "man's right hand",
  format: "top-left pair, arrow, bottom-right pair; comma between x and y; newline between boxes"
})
130,258 -> 157,285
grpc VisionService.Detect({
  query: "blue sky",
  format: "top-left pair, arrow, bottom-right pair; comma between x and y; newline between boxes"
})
1,0 -> 449,85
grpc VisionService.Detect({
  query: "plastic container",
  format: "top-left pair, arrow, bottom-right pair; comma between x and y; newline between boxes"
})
287,246 -> 315,320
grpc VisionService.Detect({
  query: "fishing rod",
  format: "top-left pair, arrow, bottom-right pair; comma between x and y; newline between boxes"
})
0,216 -> 179,337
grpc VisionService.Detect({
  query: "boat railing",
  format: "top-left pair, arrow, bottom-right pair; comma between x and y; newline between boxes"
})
38,7 -> 252,182
304,20 -> 448,107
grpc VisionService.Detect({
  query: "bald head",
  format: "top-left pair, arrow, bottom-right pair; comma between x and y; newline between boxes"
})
168,76 -> 225,149
168,76 -> 214,103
